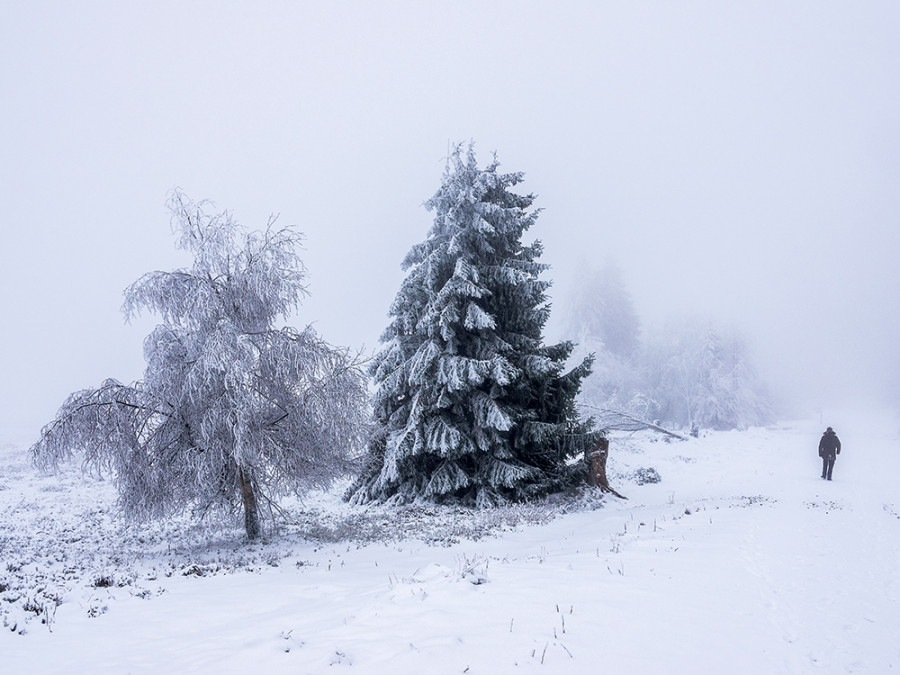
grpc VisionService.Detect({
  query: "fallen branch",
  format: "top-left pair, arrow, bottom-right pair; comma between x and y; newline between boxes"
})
580,404 -> 687,441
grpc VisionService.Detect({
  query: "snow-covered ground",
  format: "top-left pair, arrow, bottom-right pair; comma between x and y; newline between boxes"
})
2,411 -> 898,674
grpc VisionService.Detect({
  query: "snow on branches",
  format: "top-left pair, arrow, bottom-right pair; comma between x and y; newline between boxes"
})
351,145 -> 598,506
33,192 -> 369,539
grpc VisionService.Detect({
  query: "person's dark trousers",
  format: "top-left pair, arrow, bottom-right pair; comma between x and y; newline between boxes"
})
822,456 -> 835,480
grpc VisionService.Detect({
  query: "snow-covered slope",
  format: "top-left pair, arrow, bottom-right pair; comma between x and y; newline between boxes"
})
2,411 -> 898,674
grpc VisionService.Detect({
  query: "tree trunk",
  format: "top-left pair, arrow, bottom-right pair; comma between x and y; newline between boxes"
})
238,468 -> 261,540
586,438 -> 627,499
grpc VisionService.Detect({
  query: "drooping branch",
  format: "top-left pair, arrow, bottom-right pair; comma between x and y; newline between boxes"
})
32,379 -> 177,480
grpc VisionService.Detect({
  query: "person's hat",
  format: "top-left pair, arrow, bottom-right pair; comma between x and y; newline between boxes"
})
826,426 -> 833,432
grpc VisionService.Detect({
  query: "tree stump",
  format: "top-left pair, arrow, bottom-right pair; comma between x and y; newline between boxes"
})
586,437 -> 627,499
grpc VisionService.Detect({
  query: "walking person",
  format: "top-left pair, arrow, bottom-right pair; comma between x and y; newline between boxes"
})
818,426 -> 841,480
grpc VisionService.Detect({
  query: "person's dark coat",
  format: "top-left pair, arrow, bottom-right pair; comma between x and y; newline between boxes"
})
818,428 -> 841,458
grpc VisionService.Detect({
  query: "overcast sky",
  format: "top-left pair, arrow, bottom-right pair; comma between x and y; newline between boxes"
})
2,1 -> 898,443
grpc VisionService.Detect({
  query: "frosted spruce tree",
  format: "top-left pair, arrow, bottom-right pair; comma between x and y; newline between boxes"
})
351,145 -> 597,506
32,192 -> 369,539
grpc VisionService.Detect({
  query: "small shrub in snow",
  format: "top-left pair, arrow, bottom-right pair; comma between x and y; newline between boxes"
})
456,554 -> 490,585
629,467 -> 662,485
182,565 -> 208,577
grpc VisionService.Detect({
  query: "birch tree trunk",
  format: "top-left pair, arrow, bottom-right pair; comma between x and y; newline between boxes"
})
238,469 -> 261,539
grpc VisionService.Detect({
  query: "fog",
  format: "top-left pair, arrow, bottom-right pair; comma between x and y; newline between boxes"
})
2,1 -> 898,443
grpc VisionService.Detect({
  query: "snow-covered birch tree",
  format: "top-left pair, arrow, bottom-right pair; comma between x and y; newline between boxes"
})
32,192 -> 369,539
350,145 -> 598,506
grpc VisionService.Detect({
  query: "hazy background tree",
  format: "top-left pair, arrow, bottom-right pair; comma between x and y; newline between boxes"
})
32,193 -> 369,539
642,319 -> 772,431
565,260 -> 640,360
351,145 -> 597,507
565,261 -> 647,423
565,262 -> 772,432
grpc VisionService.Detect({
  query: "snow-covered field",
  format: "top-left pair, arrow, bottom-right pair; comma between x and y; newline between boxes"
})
2,411 -> 898,674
